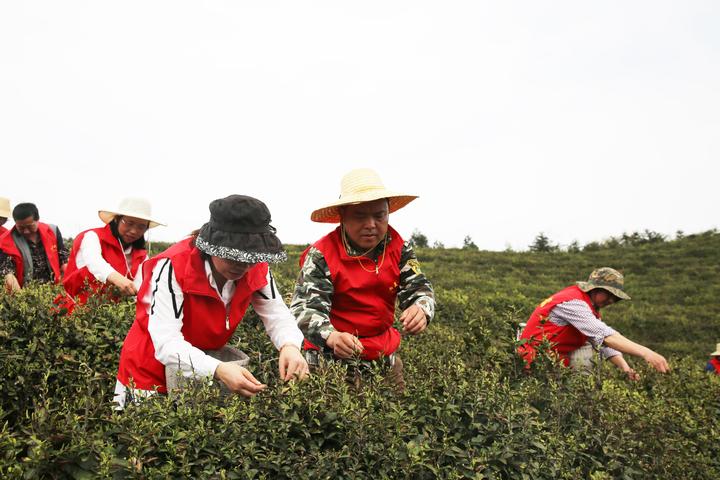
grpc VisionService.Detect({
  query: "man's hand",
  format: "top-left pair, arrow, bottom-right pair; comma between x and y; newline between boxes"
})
278,344 -> 310,382
609,353 -> 640,381
643,350 -> 670,373
107,272 -> 138,296
623,367 -> 640,381
214,362 -> 266,397
604,333 -> 670,374
4,273 -> 20,294
400,304 -> 427,334
326,331 -> 364,359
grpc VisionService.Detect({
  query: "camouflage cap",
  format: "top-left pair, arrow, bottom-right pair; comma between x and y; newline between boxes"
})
576,267 -> 631,301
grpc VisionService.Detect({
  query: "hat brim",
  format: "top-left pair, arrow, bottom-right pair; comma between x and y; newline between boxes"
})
576,281 -> 631,300
311,191 -> 418,223
98,210 -> 165,228
711,350 -> 720,356
195,223 -> 287,263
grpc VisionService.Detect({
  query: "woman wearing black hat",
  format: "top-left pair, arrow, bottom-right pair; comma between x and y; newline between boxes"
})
114,195 -> 308,408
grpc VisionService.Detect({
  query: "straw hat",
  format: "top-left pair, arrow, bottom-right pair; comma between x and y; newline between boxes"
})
577,267 -> 631,301
98,197 -> 165,228
711,343 -> 720,357
311,168 -> 418,223
195,195 -> 287,263
0,197 -> 10,218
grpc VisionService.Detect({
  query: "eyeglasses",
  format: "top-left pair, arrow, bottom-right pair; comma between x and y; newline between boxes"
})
120,217 -> 149,233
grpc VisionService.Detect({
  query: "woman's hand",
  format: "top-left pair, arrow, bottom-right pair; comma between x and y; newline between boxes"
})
278,344 -> 310,382
214,362 -> 266,397
107,272 -> 138,296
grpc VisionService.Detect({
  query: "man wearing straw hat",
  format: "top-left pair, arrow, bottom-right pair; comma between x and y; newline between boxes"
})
518,267 -> 670,378
291,168 -> 435,389
705,344 -> 720,374
0,197 -> 11,236
0,202 -> 68,293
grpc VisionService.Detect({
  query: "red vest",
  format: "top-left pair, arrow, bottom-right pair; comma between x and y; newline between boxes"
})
0,222 -> 62,287
301,226 -> 404,361
63,224 -> 147,304
116,238 -> 268,393
518,285 -> 601,366
710,357 -> 720,375
0,226 -> 8,236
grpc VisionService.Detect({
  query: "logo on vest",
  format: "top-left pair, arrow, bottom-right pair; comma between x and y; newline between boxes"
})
539,296 -> 553,308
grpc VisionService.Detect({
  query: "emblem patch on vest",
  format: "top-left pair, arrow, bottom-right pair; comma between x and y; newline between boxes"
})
407,259 -> 422,275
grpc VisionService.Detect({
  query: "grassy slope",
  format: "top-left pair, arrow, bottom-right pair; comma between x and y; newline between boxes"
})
7,231 -> 708,477
270,230 -> 720,362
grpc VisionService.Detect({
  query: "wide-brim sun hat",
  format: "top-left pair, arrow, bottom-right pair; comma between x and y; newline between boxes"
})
577,267 -> 631,301
195,194 -> 287,264
0,197 -> 10,218
711,343 -> 720,356
311,168 -> 418,223
99,197 -> 165,228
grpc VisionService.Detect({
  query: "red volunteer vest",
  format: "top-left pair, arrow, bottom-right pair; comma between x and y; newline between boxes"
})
0,226 -> 8,236
0,222 -> 62,287
301,226 -> 404,361
116,237 -> 268,393
63,224 -> 147,304
518,285 -> 601,366
710,357 -> 720,375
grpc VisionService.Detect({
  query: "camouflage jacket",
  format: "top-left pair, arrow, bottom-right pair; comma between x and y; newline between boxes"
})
290,230 -> 435,351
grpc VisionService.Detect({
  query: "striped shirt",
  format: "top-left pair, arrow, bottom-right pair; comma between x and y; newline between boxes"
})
549,299 -> 622,359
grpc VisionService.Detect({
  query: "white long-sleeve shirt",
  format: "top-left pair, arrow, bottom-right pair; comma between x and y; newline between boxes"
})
145,258 -> 304,379
74,231 -> 145,289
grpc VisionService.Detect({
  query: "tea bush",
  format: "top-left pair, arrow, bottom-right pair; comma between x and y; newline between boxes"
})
1,232 -> 719,478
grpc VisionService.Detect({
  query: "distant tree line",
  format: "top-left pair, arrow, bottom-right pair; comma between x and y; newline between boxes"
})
407,228 -> 719,252
528,228 -> 718,253
408,229 -> 478,250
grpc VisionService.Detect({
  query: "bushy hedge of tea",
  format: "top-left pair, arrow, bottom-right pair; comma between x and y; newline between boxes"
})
1,232 -> 718,478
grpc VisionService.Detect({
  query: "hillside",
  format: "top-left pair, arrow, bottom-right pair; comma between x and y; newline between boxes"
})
274,229 -> 720,361
1,231 -> 718,478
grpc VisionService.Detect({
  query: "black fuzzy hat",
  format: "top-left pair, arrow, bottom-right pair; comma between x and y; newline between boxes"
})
195,195 -> 287,263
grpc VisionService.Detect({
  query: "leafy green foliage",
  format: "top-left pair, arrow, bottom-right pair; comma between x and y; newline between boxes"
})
462,236 -> 479,251
3,231 -> 720,478
409,229 -> 429,249
529,232 -> 559,253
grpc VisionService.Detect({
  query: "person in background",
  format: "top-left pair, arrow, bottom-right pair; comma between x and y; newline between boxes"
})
0,197 -> 11,236
0,202 -> 68,293
291,168 -> 435,390
518,267 -> 670,378
115,195 -> 308,409
62,198 -> 164,305
705,344 -> 720,374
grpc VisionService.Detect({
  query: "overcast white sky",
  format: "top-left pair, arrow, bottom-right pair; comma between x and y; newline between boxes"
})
1,1 -> 718,250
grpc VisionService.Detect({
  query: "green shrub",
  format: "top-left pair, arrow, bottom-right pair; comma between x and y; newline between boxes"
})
1,232 -> 719,478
